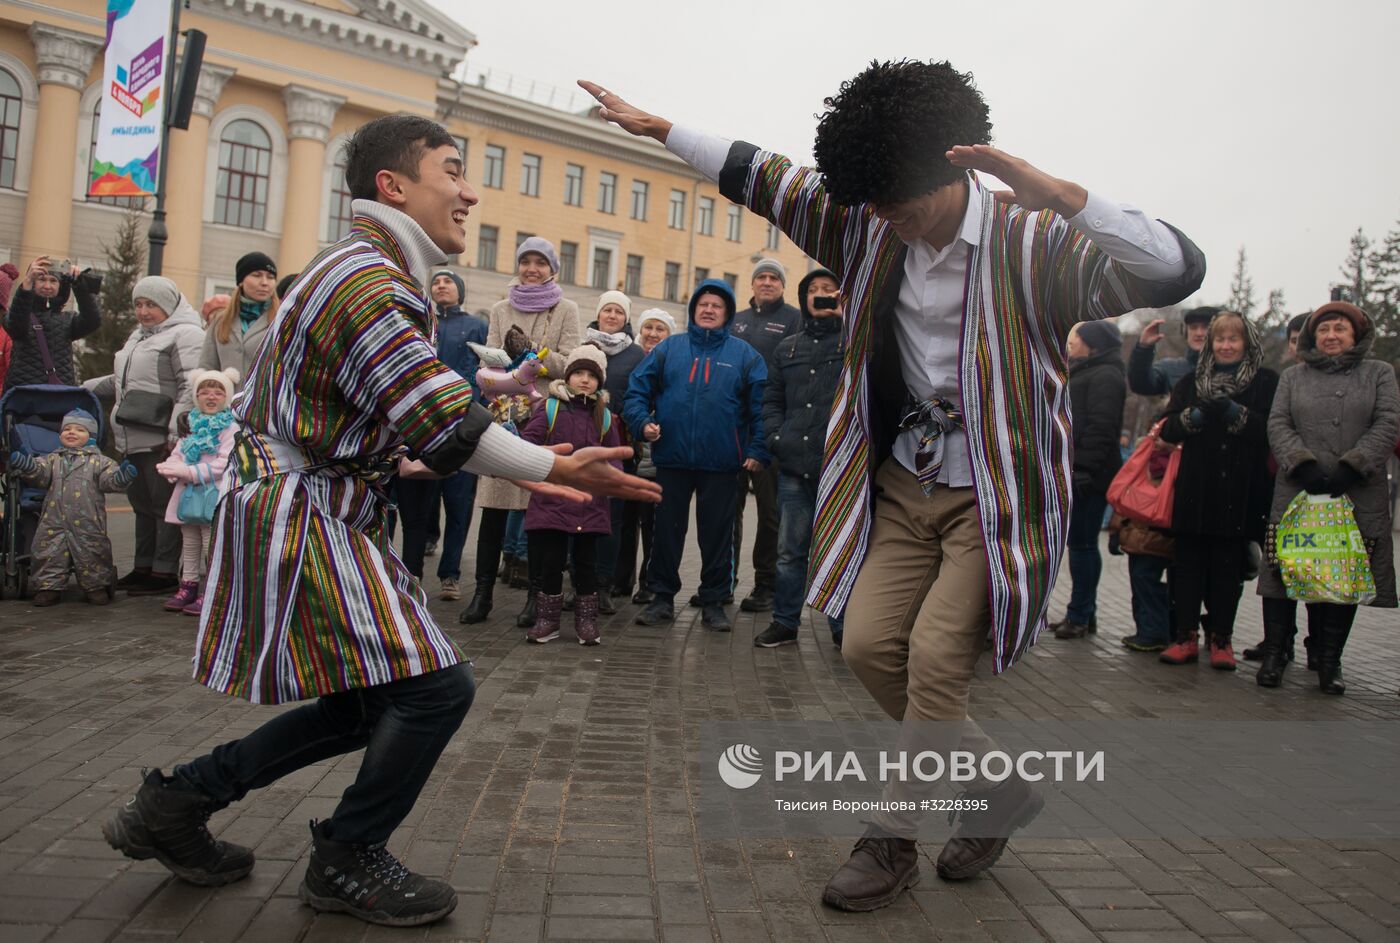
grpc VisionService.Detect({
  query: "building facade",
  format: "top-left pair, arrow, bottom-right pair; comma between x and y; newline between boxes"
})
0,0 -> 813,327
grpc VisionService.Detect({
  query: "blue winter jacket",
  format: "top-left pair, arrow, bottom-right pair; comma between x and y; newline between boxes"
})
436,304 -> 489,396
624,320 -> 769,472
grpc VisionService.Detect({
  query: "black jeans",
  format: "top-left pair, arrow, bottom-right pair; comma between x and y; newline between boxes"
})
530,529 -> 598,596
394,478 -> 440,579
596,497 -> 641,592
125,450 -> 181,573
648,468 -> 737,604
474,507 -> 511,583
733,463 -> 779,590
1171,534 -> 1247,642
174,663 -> 475,844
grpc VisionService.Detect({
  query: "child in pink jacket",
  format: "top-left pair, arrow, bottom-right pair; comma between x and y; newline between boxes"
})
155,368 -> 239,615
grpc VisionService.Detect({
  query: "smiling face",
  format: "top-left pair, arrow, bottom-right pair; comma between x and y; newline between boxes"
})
1211,319 -> 1246,365
639,319 -> 670,352
384,142 -> 478,256
59,423 -> 90,448
692,293 -> 727,329
196,380 -> 228,414
517,251 -> 553,285
1314,315 -> 1357,357
240,270 -> 276,303
596,303 -> 628,334
133,297 -> 169,328
431,273 -> 461,307
873,177 -> 968,245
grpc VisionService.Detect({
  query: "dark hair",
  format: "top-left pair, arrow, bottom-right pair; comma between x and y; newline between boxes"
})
813,60 -> 992,207
1286,312 -> 1309,336
342,114 -> 457,201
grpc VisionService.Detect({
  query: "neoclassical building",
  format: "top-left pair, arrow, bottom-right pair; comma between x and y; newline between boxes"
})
0,0 -> 812,321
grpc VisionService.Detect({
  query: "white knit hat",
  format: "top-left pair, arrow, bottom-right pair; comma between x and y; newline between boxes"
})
191,367 -> 240,401
638,308 -> 677,336
595,290 -> 631,320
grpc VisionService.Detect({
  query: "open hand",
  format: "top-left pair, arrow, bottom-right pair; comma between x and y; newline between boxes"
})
946,145 -> 1087,217
578,81 -> 671,142
548,445 -> 663,503
1140,318 -> 1166,347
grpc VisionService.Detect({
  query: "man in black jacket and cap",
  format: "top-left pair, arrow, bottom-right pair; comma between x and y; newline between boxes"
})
727,258 -> 801,611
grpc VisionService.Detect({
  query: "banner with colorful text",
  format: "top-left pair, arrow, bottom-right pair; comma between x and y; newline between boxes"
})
89,0 -> 171,197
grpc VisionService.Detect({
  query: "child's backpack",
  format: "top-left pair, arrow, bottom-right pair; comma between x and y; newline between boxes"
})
544,397 -> 610,444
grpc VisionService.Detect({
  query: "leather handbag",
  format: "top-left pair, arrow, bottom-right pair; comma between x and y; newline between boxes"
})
1106,420 -> 1181,529
114,389 -> 174,432
177,482 -> 220,525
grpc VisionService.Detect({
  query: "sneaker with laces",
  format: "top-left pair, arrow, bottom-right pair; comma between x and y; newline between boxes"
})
1209,638 -> 1237,671
1159,636 -> 1200,665
754,622 -> 799,648
438,577 -> 460,602
103,768 -> 254,886
299,820 -> 456,926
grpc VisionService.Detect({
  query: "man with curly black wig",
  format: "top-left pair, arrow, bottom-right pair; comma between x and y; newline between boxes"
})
581,62 -> 1204,911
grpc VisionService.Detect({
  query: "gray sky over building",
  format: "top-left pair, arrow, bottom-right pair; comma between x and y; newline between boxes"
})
443,0 -> 1399,317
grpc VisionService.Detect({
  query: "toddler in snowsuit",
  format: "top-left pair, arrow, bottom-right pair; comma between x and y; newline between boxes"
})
519,345 -> 621,644
10,409 -> 136,606
155,368 -> 240,616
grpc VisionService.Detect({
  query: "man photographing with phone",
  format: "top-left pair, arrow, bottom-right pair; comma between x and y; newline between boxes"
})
3,254 -> 103,391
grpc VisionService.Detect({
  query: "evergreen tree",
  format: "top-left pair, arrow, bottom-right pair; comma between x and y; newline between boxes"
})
1337,227 -> 1373,308
76,208 -> 145,381
1365,221 -> 1400,371
1227,246 -> 1256,317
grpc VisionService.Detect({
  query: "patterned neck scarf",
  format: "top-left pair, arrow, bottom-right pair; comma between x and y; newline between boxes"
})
1194,313 -> 1262,400
239,297 -> 268,332
181,407 -> 234,463
586,327 -> 632,355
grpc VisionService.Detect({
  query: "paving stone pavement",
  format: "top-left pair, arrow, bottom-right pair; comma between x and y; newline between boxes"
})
1,496 -> 1397,942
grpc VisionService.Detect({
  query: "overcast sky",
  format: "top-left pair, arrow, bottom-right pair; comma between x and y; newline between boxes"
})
440,0 -> 1399,316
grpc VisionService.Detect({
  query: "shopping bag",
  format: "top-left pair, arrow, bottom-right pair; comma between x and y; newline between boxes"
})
1274,493 -> 1376,605
1106,421 -> 1181,529
177,482 -> 220,525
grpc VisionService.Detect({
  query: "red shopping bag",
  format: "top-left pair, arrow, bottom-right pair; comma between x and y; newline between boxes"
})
1106,420 -> 1181,529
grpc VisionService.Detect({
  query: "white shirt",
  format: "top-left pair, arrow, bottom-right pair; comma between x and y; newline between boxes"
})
665,125 -> 1188,486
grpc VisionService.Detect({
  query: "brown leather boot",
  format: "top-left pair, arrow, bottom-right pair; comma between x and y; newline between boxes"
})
821,828 -> 919,911
936,778 -> 1044,880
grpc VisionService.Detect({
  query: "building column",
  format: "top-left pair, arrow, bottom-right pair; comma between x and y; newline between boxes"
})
19,24 -> 102,264
278,85 -> 344,272
163,63 -> 234,299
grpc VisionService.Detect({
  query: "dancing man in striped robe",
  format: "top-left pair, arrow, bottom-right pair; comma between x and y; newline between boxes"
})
103,114 -> 659,928
582,61 -> 1204,911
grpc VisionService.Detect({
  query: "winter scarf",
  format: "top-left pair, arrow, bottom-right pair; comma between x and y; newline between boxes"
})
1298,303 -> 1375,374
1194,313 -> 1262,401
508,279 -> 564,313
585,326 -> 632,355
239,297 -> 269,332
181,407 -> 235,463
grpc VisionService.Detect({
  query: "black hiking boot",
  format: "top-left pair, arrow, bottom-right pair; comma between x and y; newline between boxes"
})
298,820 -> 457,926
103,768 -> 254,886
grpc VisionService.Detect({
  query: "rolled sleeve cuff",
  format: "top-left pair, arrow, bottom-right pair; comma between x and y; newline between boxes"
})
459,420 -> 555,482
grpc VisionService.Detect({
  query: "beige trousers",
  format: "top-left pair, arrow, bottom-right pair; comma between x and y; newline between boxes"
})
843,459 -> 996,834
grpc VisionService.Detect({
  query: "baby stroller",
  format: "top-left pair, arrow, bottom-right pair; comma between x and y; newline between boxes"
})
0,384 -> 107,600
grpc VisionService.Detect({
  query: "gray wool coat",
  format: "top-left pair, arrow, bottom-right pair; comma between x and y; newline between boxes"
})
476,294 -> 581,511
1258,356 -> 1400,607
198,311 -> 271,386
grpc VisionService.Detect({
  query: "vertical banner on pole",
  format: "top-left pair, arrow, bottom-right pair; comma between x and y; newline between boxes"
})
89,0 -> 172,197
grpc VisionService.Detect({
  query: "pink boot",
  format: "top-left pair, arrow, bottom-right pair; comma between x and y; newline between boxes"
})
182,594 -> 205,617
163,581 -> 198,612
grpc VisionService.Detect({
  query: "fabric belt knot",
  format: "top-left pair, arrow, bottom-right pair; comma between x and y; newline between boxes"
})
898,395 -> 964,495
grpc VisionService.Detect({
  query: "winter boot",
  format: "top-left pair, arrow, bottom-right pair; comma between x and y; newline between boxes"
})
103,768 -> 254,886
32,590 -> 61,607
575,593 -> 601,645
1158,633 -> 1200,665
508,558 -> 529,589
458,580 -> 494,624
298,820 -> 456,926
163,580 -> 198,612
1256,599 -> 1297,688
1315,606 -> 1353,695
597,591 -> 617,615
1208,637 -> 1237,671
182,594 -> 205,617
516,589 -> 539,629
936,777 -> 1045,880
116,567 -> 152,589
526,592 -> 563,643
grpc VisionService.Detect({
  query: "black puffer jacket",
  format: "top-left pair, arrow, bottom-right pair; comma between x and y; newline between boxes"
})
3,272 -> 102,390
1069,348 -> 1126,496
761,269 -> 845,480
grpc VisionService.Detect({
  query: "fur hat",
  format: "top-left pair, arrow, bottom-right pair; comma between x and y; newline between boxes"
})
236,251 -> 277,285
595,290 -> 631,320
0,262 -> 18,312
638,308 -> 677,336
751,258 -> 786,285
563,344 -> 608,386
61,408 -> 99,437
191,367 -> 240,402
200,293 -> 231,323
131,276 -> 182,316
1307,301 -> 1368,335
515,236 -> 560,274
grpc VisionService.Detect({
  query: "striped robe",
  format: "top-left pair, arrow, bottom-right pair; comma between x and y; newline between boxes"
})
717,144 -> 1205,673
194,216 -> 475,704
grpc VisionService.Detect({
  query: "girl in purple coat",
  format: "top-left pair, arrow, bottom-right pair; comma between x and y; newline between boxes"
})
521,345 -> 621,644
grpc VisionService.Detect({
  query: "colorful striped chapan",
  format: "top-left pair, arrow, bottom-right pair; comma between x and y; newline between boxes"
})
194,216 -> 475,704
718,144 -> 1201,673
